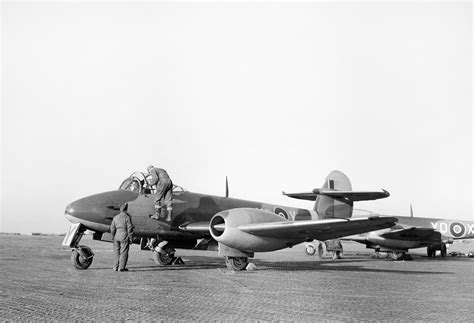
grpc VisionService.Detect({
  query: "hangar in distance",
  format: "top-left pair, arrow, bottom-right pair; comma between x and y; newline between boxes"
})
62,170 -> 396,271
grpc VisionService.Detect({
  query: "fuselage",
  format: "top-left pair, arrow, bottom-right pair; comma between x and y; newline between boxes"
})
65,189 -> 315,240
388,216 -> 474,240
349,214 -> 474,252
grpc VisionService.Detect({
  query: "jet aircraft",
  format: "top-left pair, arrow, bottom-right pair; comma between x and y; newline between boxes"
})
62,170 -> 397,271
303,208 -> 474,260
344,208 -> 474,260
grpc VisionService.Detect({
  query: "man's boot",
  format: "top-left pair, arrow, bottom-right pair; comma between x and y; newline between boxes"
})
150,207 -> 161,220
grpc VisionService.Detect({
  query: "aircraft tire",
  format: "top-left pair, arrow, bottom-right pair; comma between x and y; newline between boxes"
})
71,246 -> 93,270
305,244 -> 316,256
153,249 -> 175,266
390,252 -> 406,261
317,243 -> 324,258
225,257 -> 248,271
440,244 -> 447,258
375,251 -> 389,258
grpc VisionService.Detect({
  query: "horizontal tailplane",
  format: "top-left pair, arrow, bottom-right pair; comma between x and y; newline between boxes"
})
283,170 -> 389,220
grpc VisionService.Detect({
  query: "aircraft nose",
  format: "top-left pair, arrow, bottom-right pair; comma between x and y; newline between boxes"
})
64,192 -> 116,226
65,203 -> 75,217
64,190 -> 139,230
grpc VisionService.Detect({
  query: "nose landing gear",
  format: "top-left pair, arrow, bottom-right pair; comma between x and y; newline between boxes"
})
71,245 -> 94,270
63,223 -> 94,270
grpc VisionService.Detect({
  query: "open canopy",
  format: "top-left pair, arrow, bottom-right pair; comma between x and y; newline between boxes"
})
118,171 -> 186,195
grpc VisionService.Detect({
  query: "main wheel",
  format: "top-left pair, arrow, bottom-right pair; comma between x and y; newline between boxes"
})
153,248 -> 175,266
71,246 -> 93,270
305,244 -> 316,256
375,251 -> 389,258
390,252 -> 406,260
225,257 -> 248,271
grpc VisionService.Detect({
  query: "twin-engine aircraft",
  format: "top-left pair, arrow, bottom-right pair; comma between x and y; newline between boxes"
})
62,170 -> 396,271
341,209 -> 474,260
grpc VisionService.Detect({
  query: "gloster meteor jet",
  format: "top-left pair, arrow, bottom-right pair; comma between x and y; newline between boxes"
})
343,208 -> 474,260
62,170 -> 396,271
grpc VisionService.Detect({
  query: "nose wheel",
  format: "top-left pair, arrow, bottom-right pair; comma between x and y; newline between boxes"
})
71,245 -> 94,270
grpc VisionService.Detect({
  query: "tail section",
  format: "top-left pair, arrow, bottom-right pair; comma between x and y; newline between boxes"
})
282,170 -> 390,220
314,170 -> 353,219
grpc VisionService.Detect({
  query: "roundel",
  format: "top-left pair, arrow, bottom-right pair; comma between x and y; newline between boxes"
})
274,207 -> 289,220
449,222 -> 465,238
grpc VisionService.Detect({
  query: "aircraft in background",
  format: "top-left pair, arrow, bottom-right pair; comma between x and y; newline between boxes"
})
62,170 -> 396,271
304,207 -> 474,260
342,207 -> 474,260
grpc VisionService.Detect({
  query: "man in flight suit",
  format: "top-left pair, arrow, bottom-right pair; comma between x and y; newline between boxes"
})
147,165 -> 173,221
110,203 -> 134,272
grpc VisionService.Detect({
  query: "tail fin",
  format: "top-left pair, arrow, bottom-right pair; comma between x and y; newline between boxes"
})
282,170 -> 390,220
314,170 -> 353,219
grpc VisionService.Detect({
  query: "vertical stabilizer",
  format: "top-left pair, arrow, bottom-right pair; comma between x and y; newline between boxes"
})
314,170 -> 353,219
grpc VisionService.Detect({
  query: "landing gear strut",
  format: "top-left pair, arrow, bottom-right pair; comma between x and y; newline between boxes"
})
427,243 -> 447,258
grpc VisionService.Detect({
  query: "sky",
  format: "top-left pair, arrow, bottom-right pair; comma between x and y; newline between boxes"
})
1,1 -> 472,234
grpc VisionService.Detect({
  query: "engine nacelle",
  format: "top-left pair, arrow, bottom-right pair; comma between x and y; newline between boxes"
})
209,208 -> 297,252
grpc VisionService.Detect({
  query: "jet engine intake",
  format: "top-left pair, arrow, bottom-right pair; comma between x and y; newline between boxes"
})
209,208 -> 300,252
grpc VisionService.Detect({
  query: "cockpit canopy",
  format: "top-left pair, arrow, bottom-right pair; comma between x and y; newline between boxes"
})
119,171 -> 186,195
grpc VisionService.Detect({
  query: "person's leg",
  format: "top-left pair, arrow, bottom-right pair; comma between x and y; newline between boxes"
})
113,240 -> 120,271
150,182 -> 166,219
119,240 -> 130,270
163,181 -> 173,221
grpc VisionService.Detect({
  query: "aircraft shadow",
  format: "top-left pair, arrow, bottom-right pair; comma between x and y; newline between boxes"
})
89,256 -> 224,271
88,255 -> 452,275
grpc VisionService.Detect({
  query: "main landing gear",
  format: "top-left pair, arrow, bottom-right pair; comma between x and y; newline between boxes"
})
153,247 -> 176,266
225,257 -> 248,271
374,251 -> 389,258
389,252 -> 407,261
427,243 -> 447,258
146,238 -> 184,266
374,249 -> 409,260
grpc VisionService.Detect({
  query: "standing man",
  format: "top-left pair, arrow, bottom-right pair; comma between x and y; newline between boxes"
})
110,203 -> 134,272
147,165 -> 173,221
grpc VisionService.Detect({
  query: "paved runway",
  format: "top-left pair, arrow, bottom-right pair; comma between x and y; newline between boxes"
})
1,235 -> 473,321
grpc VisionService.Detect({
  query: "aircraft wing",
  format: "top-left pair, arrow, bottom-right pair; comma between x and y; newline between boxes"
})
283,189 -> 390,202
238,216 -> 397,241
380,227 -> 442,242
